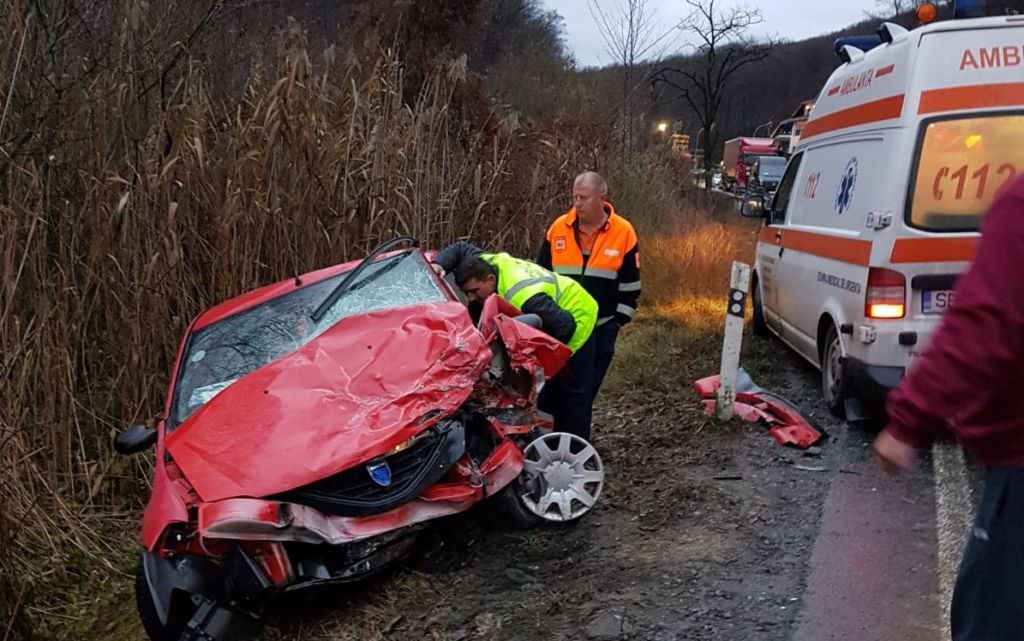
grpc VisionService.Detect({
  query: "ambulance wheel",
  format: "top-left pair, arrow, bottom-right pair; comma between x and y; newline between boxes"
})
751,277 -> 770,338
820,324 -> 846,417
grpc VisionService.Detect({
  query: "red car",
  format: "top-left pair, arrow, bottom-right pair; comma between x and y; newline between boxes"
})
115,239 -> 606,641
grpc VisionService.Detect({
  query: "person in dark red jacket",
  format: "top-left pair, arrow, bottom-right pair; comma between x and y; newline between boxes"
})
874,175 -> 1024,641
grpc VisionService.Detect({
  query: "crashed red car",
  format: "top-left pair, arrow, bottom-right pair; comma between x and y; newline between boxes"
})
115,239 -> 605,641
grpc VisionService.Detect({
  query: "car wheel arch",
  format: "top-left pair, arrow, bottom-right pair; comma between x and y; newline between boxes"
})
816,312 -> 842,364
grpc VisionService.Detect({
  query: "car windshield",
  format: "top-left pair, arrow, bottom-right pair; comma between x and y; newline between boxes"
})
170,252 -> 447,426
757,156 -> 787,180
908,113 -> 1024,232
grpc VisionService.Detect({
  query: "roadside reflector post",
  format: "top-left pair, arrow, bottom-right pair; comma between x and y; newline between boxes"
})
717,261 -> 751,420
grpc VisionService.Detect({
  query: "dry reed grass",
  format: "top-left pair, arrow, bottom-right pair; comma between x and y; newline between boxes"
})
0,32 -> 603,640
0,12 -> 755,640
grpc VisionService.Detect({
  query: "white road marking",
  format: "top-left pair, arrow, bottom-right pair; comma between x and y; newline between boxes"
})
931,442 -> 974,640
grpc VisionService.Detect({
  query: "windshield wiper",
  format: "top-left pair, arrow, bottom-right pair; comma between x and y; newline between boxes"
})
310,236 -> 420,323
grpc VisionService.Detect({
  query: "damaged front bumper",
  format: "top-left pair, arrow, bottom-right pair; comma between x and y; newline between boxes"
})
140,550 -> 261,637
198,439 -> 524,545
139,529 -> 419,640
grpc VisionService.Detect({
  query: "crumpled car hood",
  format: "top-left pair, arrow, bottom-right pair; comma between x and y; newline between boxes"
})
166,301 -> 493,502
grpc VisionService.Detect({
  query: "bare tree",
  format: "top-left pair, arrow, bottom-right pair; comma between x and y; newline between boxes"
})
589,0 -> 675,152
652,0 -> 775,188
874,0 -> 912,19
0,0 -> 256,173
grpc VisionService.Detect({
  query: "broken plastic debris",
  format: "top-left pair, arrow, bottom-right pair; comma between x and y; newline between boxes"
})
692,368 -> 826,450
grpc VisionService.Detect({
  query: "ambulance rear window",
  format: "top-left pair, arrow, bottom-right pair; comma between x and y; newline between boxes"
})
908,113 -> 1024,232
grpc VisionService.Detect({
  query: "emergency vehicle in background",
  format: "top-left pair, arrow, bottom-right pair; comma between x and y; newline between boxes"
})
771,99 -> 815,156
744,4 -> 1024,420
722,137 -> 778,191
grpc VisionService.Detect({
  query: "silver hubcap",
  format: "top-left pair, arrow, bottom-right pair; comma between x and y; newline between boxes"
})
518,432 -> 604,522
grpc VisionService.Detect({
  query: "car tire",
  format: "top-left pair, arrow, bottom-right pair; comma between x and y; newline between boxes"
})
490,480 -> 543,529
820,323 -> 846,417
136,561 -> 194,641
752,278 -> 770,339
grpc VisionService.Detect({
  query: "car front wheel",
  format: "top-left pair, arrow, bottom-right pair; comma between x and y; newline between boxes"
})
493,432 -> 605,527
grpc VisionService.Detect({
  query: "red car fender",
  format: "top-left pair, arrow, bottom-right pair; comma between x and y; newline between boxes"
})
491,314 -> 571,380
478,295 -> 572,379
141,427 -> 189,550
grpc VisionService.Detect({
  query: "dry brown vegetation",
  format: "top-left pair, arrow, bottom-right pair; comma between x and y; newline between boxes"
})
0,3 -> 755,639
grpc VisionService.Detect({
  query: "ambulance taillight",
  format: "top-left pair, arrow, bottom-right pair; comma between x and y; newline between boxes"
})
865,268 -> 907,319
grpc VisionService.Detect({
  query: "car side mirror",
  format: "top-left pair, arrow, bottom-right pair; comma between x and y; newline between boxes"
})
740,194 -> 767,218
115,424 -> 157,455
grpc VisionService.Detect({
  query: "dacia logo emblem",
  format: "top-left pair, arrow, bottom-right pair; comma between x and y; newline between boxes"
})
367,461 -> 392,487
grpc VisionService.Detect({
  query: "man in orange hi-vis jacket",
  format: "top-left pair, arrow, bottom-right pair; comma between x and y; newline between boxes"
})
537,171 -> 641,402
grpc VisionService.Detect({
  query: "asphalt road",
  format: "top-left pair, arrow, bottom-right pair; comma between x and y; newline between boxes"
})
777,352 -> 976,641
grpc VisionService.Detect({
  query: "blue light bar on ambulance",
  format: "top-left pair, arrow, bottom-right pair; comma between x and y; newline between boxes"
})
833,36 -> 882,62
954,0 -> 986,19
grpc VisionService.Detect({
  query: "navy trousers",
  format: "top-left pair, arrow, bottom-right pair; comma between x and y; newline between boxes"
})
539,333 -> 596,441
951,467 -> 1024,641
591,321 -> 620,398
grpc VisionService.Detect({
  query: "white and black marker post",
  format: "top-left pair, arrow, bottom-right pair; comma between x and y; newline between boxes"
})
717,261 -> 751,420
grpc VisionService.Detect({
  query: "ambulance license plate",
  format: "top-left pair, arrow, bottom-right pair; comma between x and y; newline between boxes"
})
922,290 -> 955,314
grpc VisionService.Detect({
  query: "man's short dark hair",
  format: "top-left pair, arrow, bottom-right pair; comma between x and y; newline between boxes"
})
454,256 -> 496,287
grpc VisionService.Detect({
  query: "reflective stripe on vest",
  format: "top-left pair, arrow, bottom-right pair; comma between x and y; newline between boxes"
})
584,268 -> 617,280
553,265 -> 584,276
482,253 -> 560,310
505,275 -> 561,304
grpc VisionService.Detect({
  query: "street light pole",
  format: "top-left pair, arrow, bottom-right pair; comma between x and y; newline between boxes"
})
753,120 -> 774,137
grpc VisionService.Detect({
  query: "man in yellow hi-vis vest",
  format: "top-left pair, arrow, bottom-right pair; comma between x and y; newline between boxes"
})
432,241 -> 599,440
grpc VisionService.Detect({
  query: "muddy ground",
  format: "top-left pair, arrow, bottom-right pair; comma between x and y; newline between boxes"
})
258,317 -> 850,641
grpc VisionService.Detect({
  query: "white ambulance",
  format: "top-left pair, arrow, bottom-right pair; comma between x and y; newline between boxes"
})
744,11 -> 1024,419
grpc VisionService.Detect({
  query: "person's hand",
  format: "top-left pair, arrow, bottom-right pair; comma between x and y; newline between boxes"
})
431,263 -> 445,277
873,429 -> 918,475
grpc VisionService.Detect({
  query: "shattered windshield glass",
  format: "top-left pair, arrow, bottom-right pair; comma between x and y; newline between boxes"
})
171,252 -> 447,427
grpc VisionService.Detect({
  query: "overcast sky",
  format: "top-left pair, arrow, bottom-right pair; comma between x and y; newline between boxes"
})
540,0 -> 880,68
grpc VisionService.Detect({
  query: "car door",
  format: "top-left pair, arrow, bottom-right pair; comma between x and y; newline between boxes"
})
757,152 -> 803,333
